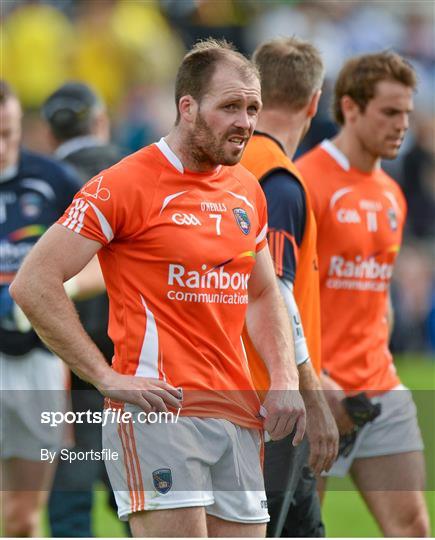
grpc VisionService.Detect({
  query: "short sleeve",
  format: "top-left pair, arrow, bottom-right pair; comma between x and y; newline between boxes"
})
57,167 -> 128,246
261,170 -> 306,283
254,180 -> 268,252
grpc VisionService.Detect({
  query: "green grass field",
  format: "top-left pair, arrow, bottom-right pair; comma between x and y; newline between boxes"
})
44,354 -> 435,537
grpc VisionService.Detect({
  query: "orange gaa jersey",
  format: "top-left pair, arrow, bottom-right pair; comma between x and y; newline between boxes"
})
241,132 -> 321,396
297,140 -> 406,393
58,138 -> 268,428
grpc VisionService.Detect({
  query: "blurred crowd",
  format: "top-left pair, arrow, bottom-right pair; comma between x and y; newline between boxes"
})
2,0 -> 434,354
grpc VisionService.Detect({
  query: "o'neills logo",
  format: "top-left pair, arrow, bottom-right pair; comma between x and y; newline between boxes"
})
326,256 -> 393,293
167,263 -> 249,304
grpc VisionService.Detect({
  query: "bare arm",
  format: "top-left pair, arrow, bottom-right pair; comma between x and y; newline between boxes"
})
246,247 -> 305,443
65,255 -> 106,300
10,224 -> 181,412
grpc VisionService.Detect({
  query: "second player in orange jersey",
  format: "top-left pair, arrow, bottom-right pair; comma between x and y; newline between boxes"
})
297,51 -> 429,537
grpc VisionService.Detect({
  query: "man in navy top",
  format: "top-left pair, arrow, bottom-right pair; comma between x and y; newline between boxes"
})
0,80 -> 81,537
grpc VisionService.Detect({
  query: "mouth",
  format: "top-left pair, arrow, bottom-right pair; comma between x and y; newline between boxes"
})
386,136 -> 403,147
227,136 -> 247,151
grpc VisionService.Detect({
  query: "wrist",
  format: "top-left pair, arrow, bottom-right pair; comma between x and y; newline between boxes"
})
94,366 -> 117,393
269,372 -> 299,390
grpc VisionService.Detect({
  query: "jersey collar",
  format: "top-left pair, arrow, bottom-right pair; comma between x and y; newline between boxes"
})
320,139 -> 350,171
155,137 -> 224,176
155,137 -> 184,174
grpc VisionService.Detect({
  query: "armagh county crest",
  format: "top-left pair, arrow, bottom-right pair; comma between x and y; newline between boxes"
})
233,208 -> 251,235
152,468 -> 172,494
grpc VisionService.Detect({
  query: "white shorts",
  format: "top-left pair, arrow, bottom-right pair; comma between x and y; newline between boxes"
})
0,348 -> 67,461
103,407 -> 269,523
328,385 -> 424,477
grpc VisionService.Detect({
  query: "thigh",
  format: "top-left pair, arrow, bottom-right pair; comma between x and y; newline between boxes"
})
207,514 -> 266,537
103,413 -> 223,520
130,507 -> 208,537
206,424 -> 268,525
351,452 -> 429,536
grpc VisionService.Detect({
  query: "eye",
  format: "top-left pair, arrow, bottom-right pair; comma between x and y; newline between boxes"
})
224,104 -> 238,111
248,106 -> 258,115
383,108 -> 399,117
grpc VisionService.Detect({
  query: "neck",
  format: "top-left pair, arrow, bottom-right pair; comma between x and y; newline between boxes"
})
165,126 -> 217,173
255,109 -> 306,159
332,127 -> 380,173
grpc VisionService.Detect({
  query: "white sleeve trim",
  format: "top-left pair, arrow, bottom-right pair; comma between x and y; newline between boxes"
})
256,223 -> 268,245
277,277 -> 310,366
87,200 -> 114,243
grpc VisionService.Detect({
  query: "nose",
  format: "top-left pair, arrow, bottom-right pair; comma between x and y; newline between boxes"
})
234,110 -> 251,131
397,112 -> 409,132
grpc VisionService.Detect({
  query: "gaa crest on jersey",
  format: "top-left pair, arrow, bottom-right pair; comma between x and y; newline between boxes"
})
152,468 -> 172,494
233,208 -> 250,235
387,208 -> 398,231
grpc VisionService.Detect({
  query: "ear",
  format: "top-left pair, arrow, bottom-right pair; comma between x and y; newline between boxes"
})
307,89 -> 322,119
178,95 -> 197,123
93,110 -> 110,143
340,95 -> 360,123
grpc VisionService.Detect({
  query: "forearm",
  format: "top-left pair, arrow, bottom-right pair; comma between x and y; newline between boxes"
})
10,269 -> 112,390
246,282 -> 298,389
277,277 -> 309,366
299,361 -> 328,408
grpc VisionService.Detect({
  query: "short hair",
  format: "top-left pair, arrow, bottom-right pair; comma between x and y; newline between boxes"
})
42,82 -> 102,141
174,38 -> 259,123
0,80 -> 17,104
252,36 -> 324,111
333,51 -> 417,125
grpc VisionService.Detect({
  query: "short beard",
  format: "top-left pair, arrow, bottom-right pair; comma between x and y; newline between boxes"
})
189,110 -> 240,169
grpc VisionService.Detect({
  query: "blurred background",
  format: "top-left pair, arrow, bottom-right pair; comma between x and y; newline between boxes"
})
1,1 -> 434,535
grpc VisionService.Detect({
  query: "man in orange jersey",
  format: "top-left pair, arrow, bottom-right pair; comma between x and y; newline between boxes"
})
11,39 -> 306,538
297,52 -> 430,537
241,37 -> 338,537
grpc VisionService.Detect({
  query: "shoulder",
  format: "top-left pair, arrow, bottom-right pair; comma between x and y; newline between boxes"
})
378,168 -> 407,212
296,144 -> 328,171
262,169 -> 305,198
231,163 -> 264,196
21,148 -> 78,179
19,148 -> 81,191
